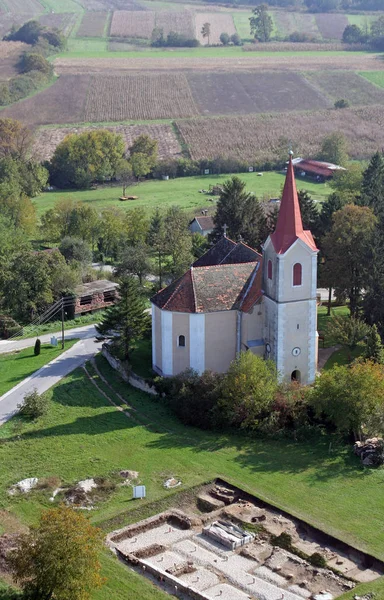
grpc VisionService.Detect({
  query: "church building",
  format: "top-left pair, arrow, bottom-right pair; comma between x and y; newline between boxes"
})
150,154 -> 319,385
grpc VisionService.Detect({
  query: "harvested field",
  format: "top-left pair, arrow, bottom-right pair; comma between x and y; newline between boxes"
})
33,123 -> 182,161
1,75 -> 90,127
38,12 -> 78,36
0,13 -> 36,39
54,52 -> 384,74
315,13 -> 348,40
176,105 -> 384,163
0,0 -> 43,12
242,42 -> 362,52
81,0 -> 144,8
84,73 -> 198,121
305,71 -> 384,106
0,41 -> 28,81
195,12 -> 236,45
77,11 -> 108,37
187,71 -> 329,115
110,10 -> 195,39
273,11 -> 319,38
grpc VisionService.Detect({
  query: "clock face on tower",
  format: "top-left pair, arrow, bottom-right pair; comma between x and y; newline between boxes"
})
266,343 -> 271,353
292,347 -> 301,357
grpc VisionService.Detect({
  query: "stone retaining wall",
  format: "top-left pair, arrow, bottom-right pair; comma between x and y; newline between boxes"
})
101,344 -> 157,395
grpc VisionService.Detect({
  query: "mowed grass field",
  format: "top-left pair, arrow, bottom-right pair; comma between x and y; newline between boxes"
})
360,71 -> 384,88
0,356 -> 384,600
34,171 -> 330,217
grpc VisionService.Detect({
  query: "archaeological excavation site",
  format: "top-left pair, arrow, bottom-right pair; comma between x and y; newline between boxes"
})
107,480 -> 383,600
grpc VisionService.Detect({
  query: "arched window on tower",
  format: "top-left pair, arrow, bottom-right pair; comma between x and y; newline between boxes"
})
293,263 -> 302,286
178,335 -> 185,347
267,259 -> 273,280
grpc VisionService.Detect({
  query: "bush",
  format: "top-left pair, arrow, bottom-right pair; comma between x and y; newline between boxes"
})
334,98 -> 350,109
230,33 -> 241,46
0,315 -> 20,339
309,552 -> 327,568
21,52 -> 52,75
271,532 -> 292,550
220,32 -> 230,45
18,389 -> 48,419
34,338 -> 41,356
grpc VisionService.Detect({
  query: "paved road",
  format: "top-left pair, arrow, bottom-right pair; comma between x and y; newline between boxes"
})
0,328 -> 103,425
0,324 -> 98,354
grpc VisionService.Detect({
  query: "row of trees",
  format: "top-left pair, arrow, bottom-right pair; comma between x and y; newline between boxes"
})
343,16 -> 384,49
159,350 -> 384,442
208,0 -> 382,11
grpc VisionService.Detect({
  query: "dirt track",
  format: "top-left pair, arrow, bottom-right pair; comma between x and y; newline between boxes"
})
54,52 -> 384,74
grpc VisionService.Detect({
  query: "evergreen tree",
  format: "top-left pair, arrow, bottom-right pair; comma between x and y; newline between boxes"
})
147,208 -> 167,289
211,176 -> 266,249
319,192 -> 349,238
361,151 -> 384,219
96,276 -> 150,361
365,324 -> 384,363
298,190 -> 321,239
363,236 -> 384,334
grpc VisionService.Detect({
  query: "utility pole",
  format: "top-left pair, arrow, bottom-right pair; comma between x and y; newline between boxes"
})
61,298 -> 65,349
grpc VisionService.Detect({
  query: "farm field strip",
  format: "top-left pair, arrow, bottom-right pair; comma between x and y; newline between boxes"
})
33,122 -> 182,162
176,104 -> 384,163
359,71 -> 384,89
77,11 -> 108,37
273,11 -> 319,38
84,73 -> 199,121
315,13 -> 348,40
186,71 -> 330,115
194,12 -> 236,45
0,0 -> 43,12
304,70 -> 384,106
110,9 -> 195,39
53,52 -> 383,74
38,12 -> 79,36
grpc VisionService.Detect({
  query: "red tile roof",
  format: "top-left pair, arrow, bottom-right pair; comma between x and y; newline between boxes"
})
270,155 -> 317,254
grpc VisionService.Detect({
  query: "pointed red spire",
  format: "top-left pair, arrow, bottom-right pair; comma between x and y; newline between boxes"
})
270,154 -> 317,254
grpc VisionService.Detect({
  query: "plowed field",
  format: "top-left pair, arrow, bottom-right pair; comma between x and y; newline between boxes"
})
177,105 -> 384,162
77,11 -> 108,37
33,123 -> 182,161
0,0 -> 43,12
315,13 -> 348,40
195,12 -> 236,45
305,71 -> 384,106
0,42 -> 29,81
187,72 -> 330,115
110,10 -> 195,39
84,73 -> 198,121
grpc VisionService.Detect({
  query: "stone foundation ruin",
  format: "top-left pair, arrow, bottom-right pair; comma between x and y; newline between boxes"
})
107,480 -> 384,600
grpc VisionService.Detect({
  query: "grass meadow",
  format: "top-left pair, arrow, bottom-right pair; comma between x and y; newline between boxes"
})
0,355 -> 384,599
34,171 -> 330,218
360,70 -> 384,88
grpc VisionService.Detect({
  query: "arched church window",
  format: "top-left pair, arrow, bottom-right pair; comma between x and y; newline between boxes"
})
293,263 -> 302,286
178,335 -> 185,347
267,259 -> 272,280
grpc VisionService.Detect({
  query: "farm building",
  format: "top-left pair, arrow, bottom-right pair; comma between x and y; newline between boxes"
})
292,157 -> 346,181
189,214 -> 214,237
74,280 -> 118,315
151,153 -> 319,385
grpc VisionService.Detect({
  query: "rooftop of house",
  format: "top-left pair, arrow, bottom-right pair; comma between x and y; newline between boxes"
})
75,279 -> 118,297
292,157 -> 346,177
193,236 -> 261,268
190,215 -> 215,230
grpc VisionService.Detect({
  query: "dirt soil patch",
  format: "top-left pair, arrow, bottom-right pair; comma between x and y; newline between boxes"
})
77,11 -> 108,37
187,71 -> 330,115
0,41 -> 28,81
33,123 -> 182,161
315,13 -> 349,40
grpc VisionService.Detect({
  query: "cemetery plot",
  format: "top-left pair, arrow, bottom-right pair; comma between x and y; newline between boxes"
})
176,104 -> 384,163
77,11 -> 108,37
33,123 -> 182,162
84,73 -> 199,121
305,71 -> 384,106
315,13 -> 348,39
187,71 -> 330,115
195,12 -> 236,45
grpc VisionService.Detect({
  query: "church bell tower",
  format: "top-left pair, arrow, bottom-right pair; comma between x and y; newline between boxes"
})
263,153 -> 318,385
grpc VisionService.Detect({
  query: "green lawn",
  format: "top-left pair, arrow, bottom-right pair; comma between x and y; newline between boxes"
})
323,344 -> 365,370
39,0 -> 83,12
359,70 -> 384,88
347,13 -> 376,29
317,305 -> 350,347
0,340 -> 78,396
232,12 -> 253,42
67,38 -> 108,53
34,172 -> 330,218
129,338 -> 153,379
0,355 -> 384,598
18,311 -> 104,340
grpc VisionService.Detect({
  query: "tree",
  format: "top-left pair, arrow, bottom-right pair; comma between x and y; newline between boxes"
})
365,324 -> 384,363
22,53 -> 52,75
326,313 -> 370,351
96,276 -> 150,361
218,352 -> 278,429
49,130 -> 125,189
164,205 -> 193,278
5,20 -> 43,44
330,162 -> 363,199
310,360 -> 384,440
129,134 -> 158,172
334,99 -> 350,109
361,151 -> 384,219
201,22 -> 211,45
212,176 -> 266,249
8,505 -> 104,600
18,388 -> 48,419
34,338 -> 41,356
41,200 -> 100,245
116,244 -> 150,285
230,32 -> 242,45
319,132 -> 349,167
41,28 -> 66,50
319,192 -> 349,237
363,238 -> 384,334
298,190 -> 321,239
220,32 -> 230,45
342,24 -> 364,43
129,153 -> 151,181
322,205 -> 376,316
59,237 -> 92,266
116,158 -> 133,197
249,5 -> 273,42
147,208 -> 167,289
0,118 -> 32,159
371,15 -> 384,38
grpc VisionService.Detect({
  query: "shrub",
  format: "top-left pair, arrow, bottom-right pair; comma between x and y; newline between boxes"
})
220,32 -> 230,45
18,389 -> 48,419
309,552 -> 327,568
230,33 -> 241,46
271,532 -> 292,550
0,315 -> 20,339
34,338 -> 41,356
22,53 -> 52,75
334,99 -> 350,109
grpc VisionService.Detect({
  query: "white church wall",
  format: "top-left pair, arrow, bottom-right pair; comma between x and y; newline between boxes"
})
241,304 -> 264,349
190,313 -> 205,374
161,309 -> 173,376
173,312 -> 191,374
